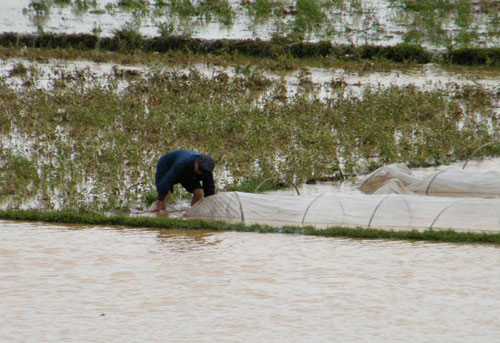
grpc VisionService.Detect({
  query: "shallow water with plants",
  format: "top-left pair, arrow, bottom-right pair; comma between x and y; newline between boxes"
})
3,0 -> 500,51
1,50 -> 500,211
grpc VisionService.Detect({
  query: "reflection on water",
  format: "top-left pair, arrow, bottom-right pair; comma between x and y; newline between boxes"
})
156,229 -> 223,252
1,220 -> 500,342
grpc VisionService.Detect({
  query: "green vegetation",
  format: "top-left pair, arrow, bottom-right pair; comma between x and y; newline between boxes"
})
8,62 -> 28,76
19,0 -> 500,51
1,55 -> 499,211
244,0 -> 284,22
23,0 -> 52,33
118,0 -> 149,12
27,0 -> 52,16
4,31 -> 500,66
0,32 -> 437,64
390,0 -> 497,52
0,154 -> 41,206
199,0 -> 235,26
3,2 -> 500,237
289,0 -> 327,40
2,209 -> 500,245
2,1 -> 498,242
153,0 -> 235,25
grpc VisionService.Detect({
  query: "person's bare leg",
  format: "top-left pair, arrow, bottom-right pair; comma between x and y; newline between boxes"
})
191,188 -> 203,206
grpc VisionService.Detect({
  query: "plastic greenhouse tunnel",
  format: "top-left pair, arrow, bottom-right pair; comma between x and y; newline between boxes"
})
185,164 -> 500,233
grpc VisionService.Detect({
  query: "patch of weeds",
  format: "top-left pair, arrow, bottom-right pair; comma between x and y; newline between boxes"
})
155,20 -> 175,37
227,171 -> 284,193
0,153 -> 40,201
290,0 -> 327,38
391,0 -> 490,51
3,32 -> 500,66
244,0 -> 283,22
447,0 -> 477,49
118,0 -> 149,12
144,190 -> 158,207
325,0 -> 344,10
72,0 -> 99,14
171,0 -> 197,17
27,0 -> 51,16
92,24 -> 103,36
199,0 -> 235,26
23,0 -> 52,33
113,26 -> 144,51
9,63 -> 28,76
105,2 -> 115,13
349,0 -> 362,13
155,0 -> 168,8
54,0 -> 72,5
403,29 -> 425,45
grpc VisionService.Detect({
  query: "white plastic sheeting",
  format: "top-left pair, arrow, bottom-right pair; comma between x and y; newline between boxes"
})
185,191 -> 500,232
358,163 -> 500,198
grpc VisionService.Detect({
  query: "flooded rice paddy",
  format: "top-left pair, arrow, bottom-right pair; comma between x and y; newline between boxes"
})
2,3 -> 500,340
2,0 -> 500,49
0,0 -> 437,45
2,56 -> 499,97
2,220 -> 500,342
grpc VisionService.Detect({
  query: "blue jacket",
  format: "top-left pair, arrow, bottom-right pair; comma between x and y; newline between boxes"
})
155,150 -> 216,200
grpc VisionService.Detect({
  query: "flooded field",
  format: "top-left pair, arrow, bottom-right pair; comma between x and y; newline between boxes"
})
2,56 -> 500,98
2,1 -> 500,341
2,0 -> 500,50
2,220 -> 500,342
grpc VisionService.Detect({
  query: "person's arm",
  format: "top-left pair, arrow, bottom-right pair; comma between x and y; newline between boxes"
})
156,191 -> 171,212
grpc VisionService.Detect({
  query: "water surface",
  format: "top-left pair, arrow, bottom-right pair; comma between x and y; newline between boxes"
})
1,220 -> 500,342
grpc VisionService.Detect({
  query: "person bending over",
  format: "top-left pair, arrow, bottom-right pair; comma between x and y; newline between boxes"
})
155,150 -> 216,213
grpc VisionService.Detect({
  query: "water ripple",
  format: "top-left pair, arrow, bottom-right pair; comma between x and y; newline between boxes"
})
1,220 -> 500,342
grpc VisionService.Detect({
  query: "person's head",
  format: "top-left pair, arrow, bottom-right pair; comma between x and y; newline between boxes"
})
194,154 -> 216,175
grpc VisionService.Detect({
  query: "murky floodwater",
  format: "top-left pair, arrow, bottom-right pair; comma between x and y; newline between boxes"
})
2,220 -> 500,342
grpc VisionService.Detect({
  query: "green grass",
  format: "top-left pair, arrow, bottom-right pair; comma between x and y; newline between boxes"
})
170,0 -> 197,17
244,0 -> 282,22
199,0 -> 234,26
27,0 -> 51,16
391,0 -> 484,50
2,209 -> 500,245
291,0 -> 327,36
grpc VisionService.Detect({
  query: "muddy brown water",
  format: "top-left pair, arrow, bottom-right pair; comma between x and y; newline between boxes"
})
2,220 -> 500,342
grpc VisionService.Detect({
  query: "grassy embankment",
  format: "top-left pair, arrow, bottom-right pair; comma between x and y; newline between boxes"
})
2,209 -> 500,245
